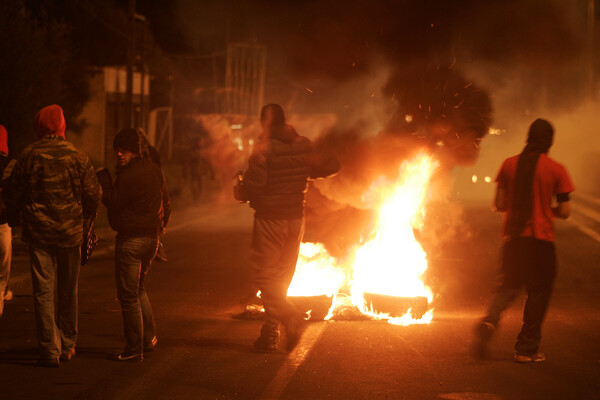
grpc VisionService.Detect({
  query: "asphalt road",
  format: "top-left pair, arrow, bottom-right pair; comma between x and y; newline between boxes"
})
0,197 -> 599,400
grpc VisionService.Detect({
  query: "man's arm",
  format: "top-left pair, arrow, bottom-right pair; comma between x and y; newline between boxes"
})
99,169 -> 135,230
493,185 -> 507,212
161,173 -> 171,229
240,151 -> 268,201
552,164 -> 574,220
310,152 -> 340,179
1,157 -> 27,227
493,160 -> 509,213
552,192 -> 570,219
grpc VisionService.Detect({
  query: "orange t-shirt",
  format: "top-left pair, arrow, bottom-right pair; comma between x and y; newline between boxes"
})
496,153 -> 574,242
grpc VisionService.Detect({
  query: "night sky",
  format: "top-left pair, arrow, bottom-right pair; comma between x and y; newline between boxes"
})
128,0 -> 596,123
136,0 -> 587,75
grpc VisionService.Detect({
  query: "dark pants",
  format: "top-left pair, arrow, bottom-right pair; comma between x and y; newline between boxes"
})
29,244 -> 81,358
484,237 -> 556,356
115,236 -> 158,354
0,223 -> 12,316
250,217 -> 304,332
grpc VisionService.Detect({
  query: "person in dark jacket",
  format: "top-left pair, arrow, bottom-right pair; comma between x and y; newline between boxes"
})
97,128 -> 171,361
2,105 -> 102,367
236,104 -> 340,352
0,125 -> 12,317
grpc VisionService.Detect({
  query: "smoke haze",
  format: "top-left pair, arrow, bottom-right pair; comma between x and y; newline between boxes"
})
167,0 -> 599,251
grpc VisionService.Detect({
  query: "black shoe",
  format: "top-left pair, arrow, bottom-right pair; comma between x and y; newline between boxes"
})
59,348 -> 76,362
110,351 -> 143,362
472,321 -> 495,360
37,357 -> 60,368
253,327 -> 279,353
284,313 -> 307,352
144,336 -> 158,352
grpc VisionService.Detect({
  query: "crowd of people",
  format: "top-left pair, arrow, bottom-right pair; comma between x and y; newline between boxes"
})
0,102 -> 574,368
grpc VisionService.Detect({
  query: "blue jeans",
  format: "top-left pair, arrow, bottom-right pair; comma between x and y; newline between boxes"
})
0,223 -> 11,316
115,236 -> 158,354
29,244 -> 80,358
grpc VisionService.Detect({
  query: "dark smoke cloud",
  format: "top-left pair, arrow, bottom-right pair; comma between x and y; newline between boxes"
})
166,0 -> 592,115
162,0 -> 596,255
383,62 -> 492,166
309,62 -> 492,209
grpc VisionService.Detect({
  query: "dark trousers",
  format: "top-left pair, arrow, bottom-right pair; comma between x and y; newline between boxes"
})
115,236 -> 158,354
250,217 -> 304,332
484,237 -> 556,356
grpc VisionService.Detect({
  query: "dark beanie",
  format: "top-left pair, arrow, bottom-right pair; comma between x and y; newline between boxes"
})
113,128 -> 142,155
527,118 -> 554,153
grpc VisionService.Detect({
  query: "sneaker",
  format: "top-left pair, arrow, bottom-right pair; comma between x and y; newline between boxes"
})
472,321 -> 495,360
253,327 -> 279,353
144,336 -> 158,352
37,357 -> 60,368
60,348 -> 76,362
4,290 -> 13,301
110,351 -> 143,362
514,352 -> 545,363
284,313 -> 307,352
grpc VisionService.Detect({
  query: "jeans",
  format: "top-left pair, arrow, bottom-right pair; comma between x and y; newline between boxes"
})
115,236 -> 158,354
0,223 -> 11,316
29,244 -> 81,358
484,237 -> 556,356
250,217 -> 304,332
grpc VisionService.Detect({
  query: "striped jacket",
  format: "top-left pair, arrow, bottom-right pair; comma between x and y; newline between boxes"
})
2,135 -> 101,247
241,125 -> 340,219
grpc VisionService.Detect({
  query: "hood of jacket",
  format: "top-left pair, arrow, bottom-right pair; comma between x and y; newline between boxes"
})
262,123 -> 299,144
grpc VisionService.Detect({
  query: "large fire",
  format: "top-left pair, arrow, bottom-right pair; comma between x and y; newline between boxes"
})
288,152 -> 438,325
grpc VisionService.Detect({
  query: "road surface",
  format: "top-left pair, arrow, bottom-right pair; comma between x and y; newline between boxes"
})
0,196 -> 599,400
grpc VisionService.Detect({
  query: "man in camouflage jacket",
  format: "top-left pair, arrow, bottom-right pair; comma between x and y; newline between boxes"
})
2,105 -> 101,367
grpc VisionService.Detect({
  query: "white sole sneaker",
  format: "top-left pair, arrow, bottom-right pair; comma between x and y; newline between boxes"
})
514,352 -> 545,363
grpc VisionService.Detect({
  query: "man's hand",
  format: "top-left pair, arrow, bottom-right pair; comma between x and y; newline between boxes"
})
552,202 -> 570,219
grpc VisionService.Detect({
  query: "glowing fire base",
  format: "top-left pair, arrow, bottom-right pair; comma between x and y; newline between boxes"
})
288,295 -> 333,321
363,293 -> 428,319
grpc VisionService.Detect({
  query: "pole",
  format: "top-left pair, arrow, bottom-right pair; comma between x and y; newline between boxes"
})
126,0 -> 136,128
136,13 -> 147,130
587,0 -> 595,99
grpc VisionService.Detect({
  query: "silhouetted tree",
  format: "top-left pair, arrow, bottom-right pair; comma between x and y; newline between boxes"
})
0,0 -> 89,155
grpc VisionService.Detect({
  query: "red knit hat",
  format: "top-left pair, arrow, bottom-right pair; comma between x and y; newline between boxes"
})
34,105 -> 66,139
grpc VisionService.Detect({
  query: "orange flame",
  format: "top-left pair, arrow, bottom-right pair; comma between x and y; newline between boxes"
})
287,242 -> 345,297
287,152 -> 438,325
